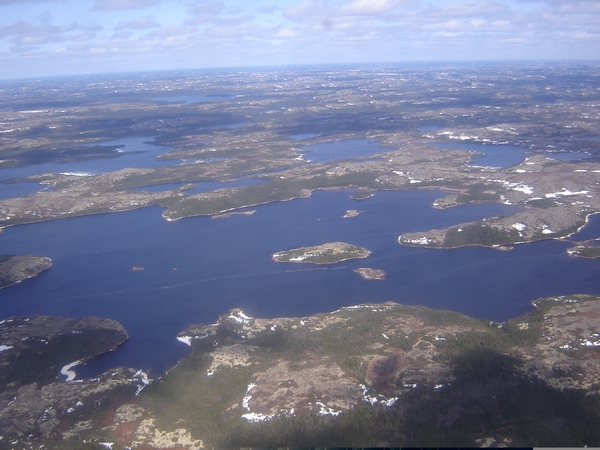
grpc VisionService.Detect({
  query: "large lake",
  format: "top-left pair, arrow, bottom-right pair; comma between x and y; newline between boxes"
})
1,188 -> 599,378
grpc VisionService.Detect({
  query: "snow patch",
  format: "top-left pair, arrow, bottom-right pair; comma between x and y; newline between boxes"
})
242,383 -> 256,410
545,189 -> 589,198
360,384 -> 398,406
61,360 -> 83,382
512,223 -> 526,232
317,402 -> 342,416
133,370 -> 151,396
228,310 -> 253,324
59,172 -> 93,177
177,336 -> 193,346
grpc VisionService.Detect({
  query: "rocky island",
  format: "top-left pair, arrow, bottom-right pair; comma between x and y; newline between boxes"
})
0,255 -> 52,288
272,242 -> 371,264
353,267 -> 386,280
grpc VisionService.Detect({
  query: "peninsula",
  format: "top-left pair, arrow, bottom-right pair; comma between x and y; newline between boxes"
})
0,255 -> 52,288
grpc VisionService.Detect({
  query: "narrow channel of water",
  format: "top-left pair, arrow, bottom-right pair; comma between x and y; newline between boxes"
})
1,189 -> 598,377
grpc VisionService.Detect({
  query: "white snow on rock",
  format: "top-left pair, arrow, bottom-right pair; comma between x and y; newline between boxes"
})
61,360 -> 83,382
545,189 -> 589,198
177,336 -> 193,346
512,223 -> 527,232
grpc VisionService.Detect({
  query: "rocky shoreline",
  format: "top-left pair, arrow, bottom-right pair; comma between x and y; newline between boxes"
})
272,242 -> 371,264
0,255 -> 52,288
1,295 -> 600,447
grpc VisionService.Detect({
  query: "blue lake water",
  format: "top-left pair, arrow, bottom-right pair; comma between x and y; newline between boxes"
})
0,182 -> 52,200
0,137 -> 177,199
435,141 -> 594,168
435,142 -> 528,168
1,188 -> 599,378
300,139 -> 389,162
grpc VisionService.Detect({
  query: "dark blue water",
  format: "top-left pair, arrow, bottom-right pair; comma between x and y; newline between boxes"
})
300,139 -> 388,162
0,182 -> 52,200
570,212 -> 600,241
1,189 -> 599,378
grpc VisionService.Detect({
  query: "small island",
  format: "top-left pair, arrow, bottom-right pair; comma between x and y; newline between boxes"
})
342,209 -> 360,218
272,242 -> 371,264
0,255 -> 52,288
354,267 -> 386,280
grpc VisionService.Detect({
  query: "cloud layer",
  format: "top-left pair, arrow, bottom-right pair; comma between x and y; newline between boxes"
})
1,0 -> 598,78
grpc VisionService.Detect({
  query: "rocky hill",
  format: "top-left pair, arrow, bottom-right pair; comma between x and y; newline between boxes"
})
2,296 -> 600,448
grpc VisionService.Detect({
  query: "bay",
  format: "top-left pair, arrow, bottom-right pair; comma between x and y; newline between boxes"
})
0,189 -> 599,378
0,136 -> 176,183
435,141 -> 593,168
435,142 -> 528,168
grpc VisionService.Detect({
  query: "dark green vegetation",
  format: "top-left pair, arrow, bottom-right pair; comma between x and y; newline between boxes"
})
0,296 -> 599,447
1,63 -> 600,447
0,316 -> 148,447
128,296 -> 600,448
443,223 -> 522,247
0,316 -> 128,385
221,355 -> 600,448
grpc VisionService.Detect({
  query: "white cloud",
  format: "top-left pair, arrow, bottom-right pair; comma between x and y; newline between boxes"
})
274,27 -> 298,38
187,1 -> 225,16
91,0 -> 159,11
0,0 -> 60,4
341,0 -> 404,15
0,20 -> 100,46
1,0 -> 600,79
115,15 -> 160,30
284,0 -> 329,20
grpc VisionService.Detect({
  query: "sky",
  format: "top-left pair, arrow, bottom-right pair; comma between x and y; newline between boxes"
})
0,0 -> 599,79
